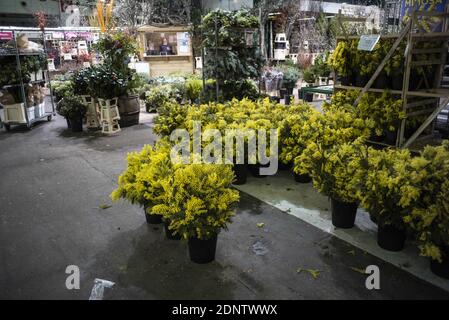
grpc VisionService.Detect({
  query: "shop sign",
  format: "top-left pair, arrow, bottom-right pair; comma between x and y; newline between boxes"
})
357,34 -> 380,51
0,32 -> 13,40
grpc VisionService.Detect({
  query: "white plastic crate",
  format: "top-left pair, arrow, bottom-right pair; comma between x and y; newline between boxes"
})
34,103 -> 46,118
27,106 -> 35,122
3,103 -> 27,124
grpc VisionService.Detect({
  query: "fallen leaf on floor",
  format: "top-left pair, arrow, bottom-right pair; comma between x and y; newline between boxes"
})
286,188 -> 293,191
308,269 -> 321,279
265,183 -> 271,186
286,208 -> 291,213
256,222 -> 265,228
347,250 -> 356,256
350,266 -> 366,274
99,204 -> 112,210
297,268 -> 321,279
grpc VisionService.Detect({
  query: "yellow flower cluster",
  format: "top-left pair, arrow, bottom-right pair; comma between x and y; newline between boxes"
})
402,141 -> 449,261
325,90 -> 405,136
152,163 -> 239,240
328,41 -> 350,76
111,139 -> 239,240
110,140 -> 175,215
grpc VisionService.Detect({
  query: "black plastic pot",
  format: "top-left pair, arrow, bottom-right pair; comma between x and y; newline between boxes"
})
390,73 -> 404,90
430,246 -> 449,279
164,220 -> 181,240
69,117 -> 83,132
248,163 -> 270,178
369,130 -> 385,142
356,74 -> 369,87
284,94 -> 292,105
279,161 -> 291,171
188,234 -> 218,264
385,129 -> 398,145
330,198 -> 358,229
279,89 -> 287,99
373,72 -> 388,89
233,164 -> 247,185
409,71 -> 421,91
145,213 -> 162,224
338,74 -> 351,86
293,171 -> 312,183
304,92 -> 314,102
66,118 -> 71,129
377,224 -> 406,251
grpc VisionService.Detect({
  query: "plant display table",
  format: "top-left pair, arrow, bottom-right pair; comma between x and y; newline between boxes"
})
299,85 -> 334,101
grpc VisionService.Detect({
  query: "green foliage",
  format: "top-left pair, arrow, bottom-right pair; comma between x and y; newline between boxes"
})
278,65 -> 300,90
56,96 -> 87,119
311,52 -> 332,78
53,81 -> 74,101
93,31 -> 138,73
72,68 -> 91,96
302,69 -> 316,84
201,9 -> 259,48
201,9 -> 264,101
144,85 -> 172,112
328,41 -> 350,76
0,55 -> 47,87
185,78 -> 203,102
87,64 -> 127,99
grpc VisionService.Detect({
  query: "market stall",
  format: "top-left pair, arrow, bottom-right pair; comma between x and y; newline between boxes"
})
137,25 -> 194,77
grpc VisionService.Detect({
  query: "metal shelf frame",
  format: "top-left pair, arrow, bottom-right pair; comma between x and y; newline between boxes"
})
334,6 -> 449,149
0,27 -> 56,130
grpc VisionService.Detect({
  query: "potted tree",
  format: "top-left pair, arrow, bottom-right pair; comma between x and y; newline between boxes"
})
404,142 -> 449,278
359,147 -> 424,251
144,85 -> 171,113
329,40 -> 352,85
280,103 -> 320,182
295,106 -> 372,228
94,31 -> 141,127
153,163 -> 240,263
57,96 -> 87,132
88,64 -> 126,118
299,138 -> 367,228
279,65 -> 300,105
302,69 -> 316,102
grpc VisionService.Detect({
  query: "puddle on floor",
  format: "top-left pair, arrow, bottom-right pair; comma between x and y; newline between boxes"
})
234,169 -> 449,292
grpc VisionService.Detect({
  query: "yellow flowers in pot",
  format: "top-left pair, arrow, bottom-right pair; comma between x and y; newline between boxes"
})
153,102 -> 189,137
152,163 -> 240,240
358,147 -> 424,228
326,89 -> 404,137
279,103 -> 320,166
403,141 -> 449,262
329,41 -> 351,77
110,140 -> 175,217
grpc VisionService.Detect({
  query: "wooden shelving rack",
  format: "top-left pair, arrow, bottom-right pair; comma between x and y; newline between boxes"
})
335,6 -> 449,150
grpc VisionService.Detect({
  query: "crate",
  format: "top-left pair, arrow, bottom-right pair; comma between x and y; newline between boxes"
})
34,103 -> 46,118
3,103 -> 27,123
